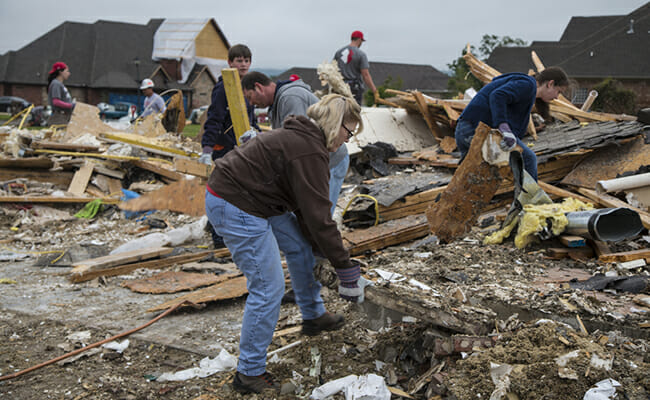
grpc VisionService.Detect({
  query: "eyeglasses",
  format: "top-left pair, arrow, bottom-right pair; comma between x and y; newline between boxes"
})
342,124 -> 355,139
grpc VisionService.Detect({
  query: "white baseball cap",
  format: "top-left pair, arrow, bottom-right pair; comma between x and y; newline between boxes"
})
140,79 -> 154,90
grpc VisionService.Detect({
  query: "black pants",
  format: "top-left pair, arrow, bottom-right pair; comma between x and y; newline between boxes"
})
345,80 -> 364,105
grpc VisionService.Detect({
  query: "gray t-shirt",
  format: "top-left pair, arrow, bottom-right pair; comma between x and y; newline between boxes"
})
333,45 -> 370,85
48,79 -> 72,109
141,92 -> 166,117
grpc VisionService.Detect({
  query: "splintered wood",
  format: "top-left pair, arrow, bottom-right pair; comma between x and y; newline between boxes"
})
122,271 -> 241,294
147,275 -> 248,312
426,123 -> 502,243
119,178 -> 206,217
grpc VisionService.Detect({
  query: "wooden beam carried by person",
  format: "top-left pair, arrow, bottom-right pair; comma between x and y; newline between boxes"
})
426,123 -> 503,243
221,68 -> 250,145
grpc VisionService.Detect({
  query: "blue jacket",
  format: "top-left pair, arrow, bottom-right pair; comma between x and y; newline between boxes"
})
459,73 -> 536,138
202,76 -> 259,160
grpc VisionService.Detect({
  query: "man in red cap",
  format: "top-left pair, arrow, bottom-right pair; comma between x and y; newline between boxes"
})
333,30 -> 379,105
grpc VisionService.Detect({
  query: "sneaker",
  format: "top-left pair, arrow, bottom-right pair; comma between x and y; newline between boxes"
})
302,312 -> 345,336
232,371 -> 280,394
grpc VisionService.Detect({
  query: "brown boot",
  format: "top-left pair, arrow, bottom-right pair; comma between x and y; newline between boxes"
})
232,371 -> 280,394
302,312 -> 344,336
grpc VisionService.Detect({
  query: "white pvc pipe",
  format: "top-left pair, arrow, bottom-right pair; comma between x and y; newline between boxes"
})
581,90 -> 598,111
596,173 -> 650,194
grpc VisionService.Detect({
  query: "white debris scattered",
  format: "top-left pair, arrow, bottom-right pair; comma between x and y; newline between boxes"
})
583,378 -> 621,400
102,339 -> 130,353
156,349 -> 237,382
310,373 -> 390,400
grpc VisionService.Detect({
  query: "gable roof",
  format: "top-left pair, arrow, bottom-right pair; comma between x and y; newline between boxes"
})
0,18 -> 225,89
274,62 -> 449,93
152,18 -> 229,60
487,3 -> 650,79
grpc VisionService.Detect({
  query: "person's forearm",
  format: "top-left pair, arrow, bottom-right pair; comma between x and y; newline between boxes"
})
52,98 -> 73,109
361,70 -> 377,93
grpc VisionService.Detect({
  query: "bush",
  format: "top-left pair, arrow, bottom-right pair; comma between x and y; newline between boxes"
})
591,78 -> 637,115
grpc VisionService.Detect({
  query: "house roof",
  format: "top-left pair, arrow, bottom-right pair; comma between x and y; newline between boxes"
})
274,61 -> 449,93
0,18 -> 223,90
487,3 -> 650,79
152,18 -> 229,60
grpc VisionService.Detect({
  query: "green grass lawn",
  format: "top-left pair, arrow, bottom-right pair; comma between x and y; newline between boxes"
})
182,123 -> 201,138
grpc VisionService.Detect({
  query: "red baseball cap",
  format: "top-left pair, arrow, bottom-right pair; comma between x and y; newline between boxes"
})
49,62 -> 68,75
351,30 -> 366,41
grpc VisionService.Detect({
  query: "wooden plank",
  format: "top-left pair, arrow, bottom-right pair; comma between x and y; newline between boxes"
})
546,247 -> 594,260
174,158 -> 212,178
589,240 -> 611,258
106,177 -> 123,195
426,123 -> 502,243
0,168 -> 73,187
0,157 -> 54,169
119,178 -> 206,216
576,187 -> 650,229
412,91 -> 443,141
70,250 -> 227,283
100,133 -> 193,157
122,271 -> 241,294
559,235 -> 586,248
67,162 -> 95,196
0,195 -> 118,204
132,160 -> 185,181
221,68 -> 250,145
31,141 -> 99,152
599,249 -> 650,263
342,214 -> 429,255
538,181 -> 593,204
70,247 -> 173,277
147,275 -> 248,312
94,166 -> 125,179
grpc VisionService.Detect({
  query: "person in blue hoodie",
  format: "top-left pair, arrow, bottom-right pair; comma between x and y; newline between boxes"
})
455,67 -> 569,181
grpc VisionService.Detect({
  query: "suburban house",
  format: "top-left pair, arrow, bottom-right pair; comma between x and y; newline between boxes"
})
275,61 -> 450,101
0,18 -> 230,112
486,3 -> 650,108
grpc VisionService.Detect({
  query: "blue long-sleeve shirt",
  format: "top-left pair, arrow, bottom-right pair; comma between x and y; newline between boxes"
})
459,73 -> 536,138
202,76 -> 259,160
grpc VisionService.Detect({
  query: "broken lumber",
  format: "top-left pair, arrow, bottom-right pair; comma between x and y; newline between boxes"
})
69,247 -> 173,281
559,235 -> 586,248
122,270 -> 241,294
0,195 -> 119,204
174,158 -> 212,178
119,178 -> 206,217
31,141 -> 99,152
342,214 -> 429,255
221,68 -> 250,144
538,181 -> 593,204
598,249 -> 650,263
69,250 -> 223,283
413,91 -> 444,141
67,162 -> 95,196
546,247 -> 594,260
426,123 -> 502,242
147,275 -> 248,312
131,160 -> 185,181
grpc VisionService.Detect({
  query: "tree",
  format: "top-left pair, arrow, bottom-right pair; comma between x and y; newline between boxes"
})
447,34 -> 527,96
365,75 -> 403,106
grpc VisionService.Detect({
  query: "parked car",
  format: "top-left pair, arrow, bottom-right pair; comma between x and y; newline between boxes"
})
99,102 -> 137,120
189,105 -> 208,124
0,96 -> 31,114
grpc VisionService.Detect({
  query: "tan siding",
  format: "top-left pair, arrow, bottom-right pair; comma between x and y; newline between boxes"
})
195,23 -> 228,60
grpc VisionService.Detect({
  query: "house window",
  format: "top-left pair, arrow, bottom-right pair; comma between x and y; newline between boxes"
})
572,88 -> 589,104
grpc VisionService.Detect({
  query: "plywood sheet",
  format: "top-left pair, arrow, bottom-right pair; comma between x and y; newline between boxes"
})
122,271 -> 240,294
119,178 -> 205,216
561,137 -> 650,188
64,102 -> 119,140
147,275 -> 248,312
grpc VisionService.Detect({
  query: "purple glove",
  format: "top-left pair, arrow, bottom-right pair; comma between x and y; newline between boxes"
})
335,264 -> 361,302
498,123 -> 516,151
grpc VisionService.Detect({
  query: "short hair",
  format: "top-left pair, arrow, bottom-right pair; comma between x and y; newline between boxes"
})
228,44 -> 252,62
241,71 -> 272,91
307,94 -> 363,148
535,66 -> 569,87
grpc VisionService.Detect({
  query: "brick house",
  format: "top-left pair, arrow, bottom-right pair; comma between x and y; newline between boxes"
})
486,3 -> 650,109
0,18 -> 230,112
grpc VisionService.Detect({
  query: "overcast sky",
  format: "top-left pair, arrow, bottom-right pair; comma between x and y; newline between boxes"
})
0,0 -> 645,73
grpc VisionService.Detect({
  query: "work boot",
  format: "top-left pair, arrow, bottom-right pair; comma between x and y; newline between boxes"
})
232,371 -> 280,394
302,312 -> 345,336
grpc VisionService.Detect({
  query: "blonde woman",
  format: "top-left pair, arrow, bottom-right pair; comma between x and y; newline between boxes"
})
204,94 -> 364,394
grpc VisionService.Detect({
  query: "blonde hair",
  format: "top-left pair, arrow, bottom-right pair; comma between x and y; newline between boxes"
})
307,94 -> 363,148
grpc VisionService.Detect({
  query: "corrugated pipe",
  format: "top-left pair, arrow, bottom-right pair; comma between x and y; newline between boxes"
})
565,208 -> 643,242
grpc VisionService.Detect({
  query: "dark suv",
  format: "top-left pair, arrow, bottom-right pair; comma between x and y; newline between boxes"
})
0,96 -> 31,114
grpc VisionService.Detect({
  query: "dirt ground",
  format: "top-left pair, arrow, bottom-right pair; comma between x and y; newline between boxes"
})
1,201 -> 649,399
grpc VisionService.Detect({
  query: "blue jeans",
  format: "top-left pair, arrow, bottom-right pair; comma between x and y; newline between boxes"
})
329,151 -> 350,216
455,119 -> 538,181
205,191 -> 325,376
